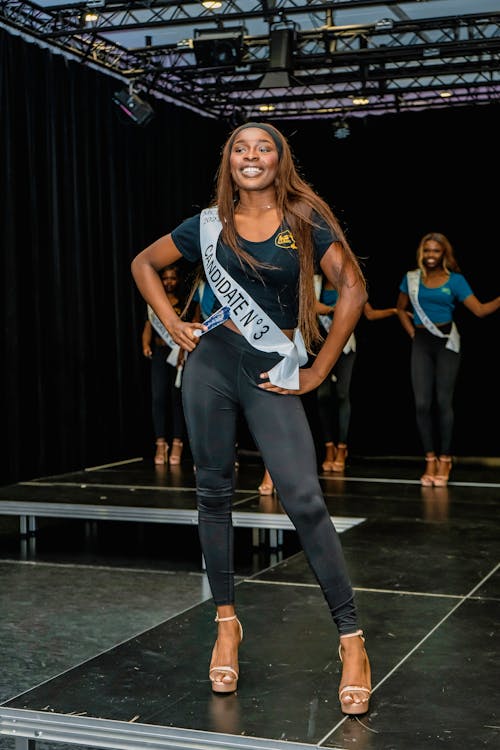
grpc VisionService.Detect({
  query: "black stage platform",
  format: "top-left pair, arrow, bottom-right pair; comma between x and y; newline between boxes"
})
1,456 -> 499,749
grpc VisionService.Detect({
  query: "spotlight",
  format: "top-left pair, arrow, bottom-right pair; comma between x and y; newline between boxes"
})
259,70 -> 290,88
112,88 -> 155,126
83,11 -> 99,28
259,26 -> 295,89
375,18 -> 394,31
193,27 -> 245,67
333,120 -> 350,139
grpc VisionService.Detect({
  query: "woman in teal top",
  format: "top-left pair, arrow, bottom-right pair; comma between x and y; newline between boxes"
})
396,232 -> 500,486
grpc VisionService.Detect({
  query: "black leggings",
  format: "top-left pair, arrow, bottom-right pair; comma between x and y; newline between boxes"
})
182,324 -> 358,635
151,347 -> 186,442
317,350 -> 356,445
411,327 -> 461,455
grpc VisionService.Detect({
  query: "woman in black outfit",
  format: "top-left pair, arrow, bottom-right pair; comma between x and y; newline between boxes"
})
131,122 -> 371,715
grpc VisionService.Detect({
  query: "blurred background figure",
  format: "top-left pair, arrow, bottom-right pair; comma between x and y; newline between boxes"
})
142,264 -> 187,465
396,231 -> 499,487
315,269 -> 402,473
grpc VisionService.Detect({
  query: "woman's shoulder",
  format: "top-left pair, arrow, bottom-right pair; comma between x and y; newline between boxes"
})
171,213 -> 202,242
448,270 -> 468,287
170,213 -> 202,261
402,268 -> 419,279
448,271 -> 473,295
174,213 -> 201,231
309,211 -> 340,256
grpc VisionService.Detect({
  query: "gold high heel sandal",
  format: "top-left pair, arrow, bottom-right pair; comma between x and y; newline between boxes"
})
420,456 -> 437,486
338,630 -> 371,716
434,456 -> 452,487
169,438 -> 183,465
209,614 -> 243,694
332,444 -> 347,472
322,442 -> 337,472
154,439 -> 168,465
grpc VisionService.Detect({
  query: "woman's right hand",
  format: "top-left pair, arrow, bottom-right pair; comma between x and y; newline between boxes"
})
167,318 -> 207,351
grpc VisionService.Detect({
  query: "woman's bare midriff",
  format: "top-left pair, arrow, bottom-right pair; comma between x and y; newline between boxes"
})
223,319 -> 294,340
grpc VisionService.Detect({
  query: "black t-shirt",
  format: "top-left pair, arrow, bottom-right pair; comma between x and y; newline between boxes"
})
171,212 -> 337,328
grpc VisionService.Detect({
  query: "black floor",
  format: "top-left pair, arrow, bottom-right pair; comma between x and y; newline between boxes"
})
0,454 -> 499,750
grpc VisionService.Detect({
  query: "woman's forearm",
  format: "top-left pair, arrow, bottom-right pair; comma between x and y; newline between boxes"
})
312,282 -> 367,380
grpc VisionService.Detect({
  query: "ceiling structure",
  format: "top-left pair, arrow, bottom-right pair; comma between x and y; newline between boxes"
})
2,1 -> 500,122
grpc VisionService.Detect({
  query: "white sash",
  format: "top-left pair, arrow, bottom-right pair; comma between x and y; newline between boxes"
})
200,207 -> 308,389
407,270 -> 460,353
318,314 -> 356,355
315,275 -> 356,355
147,305 -> 182,369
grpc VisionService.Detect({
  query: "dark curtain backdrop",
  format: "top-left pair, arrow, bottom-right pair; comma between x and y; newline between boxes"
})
0,28 -> 224,484
273,109 -> 500,459
1,27 -> 499,485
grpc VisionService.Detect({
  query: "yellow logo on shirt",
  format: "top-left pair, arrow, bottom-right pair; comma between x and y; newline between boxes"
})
275,230 -> 297,250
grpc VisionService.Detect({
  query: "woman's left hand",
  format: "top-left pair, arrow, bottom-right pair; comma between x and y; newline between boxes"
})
258,367 -> 324,395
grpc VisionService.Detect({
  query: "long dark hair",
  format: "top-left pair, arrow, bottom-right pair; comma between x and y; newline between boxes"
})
188,123 -> 366,350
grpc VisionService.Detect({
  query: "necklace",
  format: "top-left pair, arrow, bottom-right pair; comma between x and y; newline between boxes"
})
237,203 -> 276,211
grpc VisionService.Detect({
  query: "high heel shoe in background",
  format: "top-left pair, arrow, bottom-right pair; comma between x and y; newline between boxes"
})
169,438 -> 183,465
420,455 -> 437,486
322,442 -> 337,472
433,456 -> 452,487
258,468 -> 274,495
332,443 -> 348,472
338,630 -> 371,715
154,439 -> 168,465
209,614 -> 243,694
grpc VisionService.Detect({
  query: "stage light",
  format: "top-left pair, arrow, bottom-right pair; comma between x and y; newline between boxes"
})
259,26 -> 294,89
83,11 -> 99,28
259,71 -> 290,88
112,88 -> 155,126
193,28 -> 245,67
333,120 -> 350,139
375,18 -> 394,30
352,96 -> 370,106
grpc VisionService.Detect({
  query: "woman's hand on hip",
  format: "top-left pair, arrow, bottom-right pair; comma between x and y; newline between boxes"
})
258,367 -> 324,395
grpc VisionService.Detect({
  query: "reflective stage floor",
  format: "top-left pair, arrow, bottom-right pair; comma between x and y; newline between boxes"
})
0,454 -> 499,750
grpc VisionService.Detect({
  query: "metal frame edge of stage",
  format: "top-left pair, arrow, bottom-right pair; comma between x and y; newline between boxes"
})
0,501 -> 365,533
0,707 -> 318,750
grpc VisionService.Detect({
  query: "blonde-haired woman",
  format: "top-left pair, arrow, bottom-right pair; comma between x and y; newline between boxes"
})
396,232 -> 499,486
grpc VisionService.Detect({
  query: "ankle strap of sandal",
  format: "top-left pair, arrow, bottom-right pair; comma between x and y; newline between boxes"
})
425,456 -> 437,462
438,456 -> 452,462
215,614 -> 238,623
340,629 -> 364,639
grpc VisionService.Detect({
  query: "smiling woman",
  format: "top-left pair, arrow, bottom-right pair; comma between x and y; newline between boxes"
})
396,232 -> 500,487
131,122 -> 371,714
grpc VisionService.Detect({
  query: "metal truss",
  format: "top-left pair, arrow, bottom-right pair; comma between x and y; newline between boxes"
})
13,1 -> 440,37
2,0 -> 500,120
